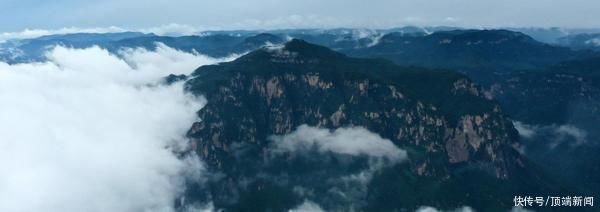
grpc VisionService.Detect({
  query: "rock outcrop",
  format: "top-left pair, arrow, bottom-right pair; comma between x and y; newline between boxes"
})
181,39 -> 562,211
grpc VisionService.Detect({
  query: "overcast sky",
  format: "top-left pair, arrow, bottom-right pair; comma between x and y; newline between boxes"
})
0,0 -> 598,32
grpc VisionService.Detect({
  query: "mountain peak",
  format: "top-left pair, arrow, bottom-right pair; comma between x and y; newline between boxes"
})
278,38 -> 346,59
431,29 -> 538,44
183,38 -> 549,211
235,39 -> 347,65
283,38 -> 312,48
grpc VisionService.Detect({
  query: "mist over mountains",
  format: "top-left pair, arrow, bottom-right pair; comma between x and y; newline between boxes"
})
1,26 -> 600,212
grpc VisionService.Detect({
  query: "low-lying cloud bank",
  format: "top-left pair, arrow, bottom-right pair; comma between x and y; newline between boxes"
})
412,205 -> 532,211
266,125 -> 407,210
269,124 -> 407,162
288,200 -> 325,212
513,121 -> 588,149
416,206 -> 474,212
0,44 -> 228,212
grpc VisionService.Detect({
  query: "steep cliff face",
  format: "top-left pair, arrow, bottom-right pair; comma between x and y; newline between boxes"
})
182,40 -> 560,211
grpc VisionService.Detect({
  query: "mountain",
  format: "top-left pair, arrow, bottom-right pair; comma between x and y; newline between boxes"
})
343,30 -> 598,83
316,28 -> 600,202
238,33 -> 286,49
486,57 -> 600,196
0,32 -> 287,63
0,32 -> 152,63
7,28 -> 592,70
490,57 -> 600,125
99,32 -> 287,57
31,31 -> 151,42
508,27 -> 600,44
558,33 -> 600,51
181,39 -> 569,211
509,27 -> 569,44
277,27 -> 432,51
2,29 -> 598,211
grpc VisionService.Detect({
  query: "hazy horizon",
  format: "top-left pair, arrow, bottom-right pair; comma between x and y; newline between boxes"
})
4,24 -> 600,43
1,0 -> 599,33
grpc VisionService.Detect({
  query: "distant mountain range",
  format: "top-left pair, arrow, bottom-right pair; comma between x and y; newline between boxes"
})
342,30 -> 598,82
0,32 -> 152,62
4,27 -> 600,63
558,33 -> 600,51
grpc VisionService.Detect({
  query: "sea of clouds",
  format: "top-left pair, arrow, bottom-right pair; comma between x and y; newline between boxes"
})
0,43 -> 235,212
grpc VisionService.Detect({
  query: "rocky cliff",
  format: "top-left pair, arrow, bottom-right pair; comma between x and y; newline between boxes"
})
181,39 -> 564,211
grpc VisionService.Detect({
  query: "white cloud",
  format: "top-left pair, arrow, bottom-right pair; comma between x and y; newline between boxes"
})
417,207 -> 442,212
416,206 -> 475,212
366,33 -> 385,47
513,121 -> 587,149
513,121 -> 537,139
117,43 -> 239,80
555,125 -> 587,144
0,44 -> 230,212
585,38 -> 600,46
269,125 -> 407,162
182,202 -> 216,212
288,200 -> 325,212
268,125 -> 407,207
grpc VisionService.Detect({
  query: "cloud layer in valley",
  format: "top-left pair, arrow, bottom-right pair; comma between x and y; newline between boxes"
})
288,200 -> 325,212
416,206 -> 475,212
264,125 -> 408,210
269,124 -> 407,162
0,44 -> 230,212
513,121 -> 588,149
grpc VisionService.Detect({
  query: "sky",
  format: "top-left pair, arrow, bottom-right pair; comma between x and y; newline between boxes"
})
0,0 -> 599,33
